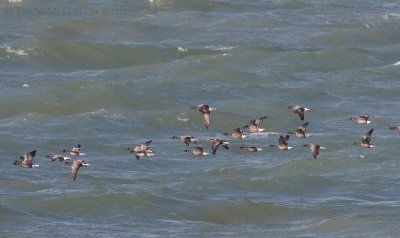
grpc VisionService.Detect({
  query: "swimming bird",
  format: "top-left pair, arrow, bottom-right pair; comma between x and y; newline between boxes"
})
240,145 -> 263,152
47,154 -> 71,162
191,104 -> 216,129
389,126 -> 400,131
350,114 -> 372,124
288,122 -> 310,138
63,144 -> 85,157
303,143 -> 326,159
288,105 -> 310,121
171,135 -> 199,146
270,135 -> 292,150
225,127 -> 247,139
247,115 -> 268,132
70,159 -> 90,181
13,150 -> 38,168
207,138 -> 230,155
355,128 -> 375,148
128,140 -> 154,160
184,147 -> 209,156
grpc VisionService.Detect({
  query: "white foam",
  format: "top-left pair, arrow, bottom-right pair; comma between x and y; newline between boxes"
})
6,46 -> 29,56
393,61 -> 400,66
176,117 -> 189,122
177,47 -> 188,53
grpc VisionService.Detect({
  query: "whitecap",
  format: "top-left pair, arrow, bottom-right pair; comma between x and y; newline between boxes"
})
6,46 -> 29,56
177,47 -> 188,53
176,117 -> 189,122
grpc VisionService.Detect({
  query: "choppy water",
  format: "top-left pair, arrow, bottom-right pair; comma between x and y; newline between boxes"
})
1,0 -> 400,237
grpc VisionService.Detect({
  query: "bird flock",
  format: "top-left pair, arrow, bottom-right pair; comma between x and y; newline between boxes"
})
13,104 -> 400,181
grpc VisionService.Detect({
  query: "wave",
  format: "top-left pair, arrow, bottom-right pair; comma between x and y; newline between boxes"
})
178,200 -> 302,225
2,39 -> 232,72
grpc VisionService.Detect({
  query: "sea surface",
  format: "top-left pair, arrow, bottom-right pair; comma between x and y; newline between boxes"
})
1,0 -> 400,237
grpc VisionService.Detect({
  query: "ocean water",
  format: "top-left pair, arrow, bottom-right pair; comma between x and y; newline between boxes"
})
1,0 -> 400,237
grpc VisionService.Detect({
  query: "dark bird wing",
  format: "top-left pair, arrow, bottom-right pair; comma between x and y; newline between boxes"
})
363,129 -> 374,142
211,141 -> 221,155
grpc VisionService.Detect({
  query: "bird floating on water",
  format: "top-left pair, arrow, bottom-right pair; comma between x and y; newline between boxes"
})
225,126 -> 247,139
288,121 -> 310,138
185,146 -> 209,156
63,144 -> 85,157
246,115 -> 268,132
350,114 -> 372,124
13,150 -> 38,168
355,128 -> 375,148
270,135 -> 292,150
240,145 -> 263,152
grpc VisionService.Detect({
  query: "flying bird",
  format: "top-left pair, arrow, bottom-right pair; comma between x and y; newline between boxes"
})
47,154 -> 71,162
207,138 -> 230,155
303,143 -> 326,159
128,140 -> 154,160
288,105 -> 310,121
70,159 -> 90,181
192,104 -> 216,129
171,135 -> 199,146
